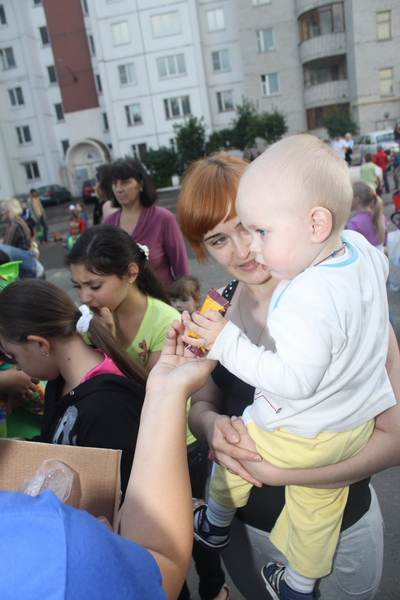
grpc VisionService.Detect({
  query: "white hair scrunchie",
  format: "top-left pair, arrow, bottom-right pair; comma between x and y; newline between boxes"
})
137,243 -> 149,260
76,305 -> 93,334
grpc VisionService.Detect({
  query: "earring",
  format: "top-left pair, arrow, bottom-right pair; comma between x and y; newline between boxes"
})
129,280 -> 133,284
42,351 -> 48,357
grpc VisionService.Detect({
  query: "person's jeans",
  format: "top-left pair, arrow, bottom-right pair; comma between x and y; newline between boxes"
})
0,245 -> 37,278
382,169 -> 390,193
38,216 -> 48,242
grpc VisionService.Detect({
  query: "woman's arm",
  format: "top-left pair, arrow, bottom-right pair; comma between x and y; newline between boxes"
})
234,325 -> 400,488
163,212 -> 190,278
189,375 -> 263,486
120,323 -> 215,600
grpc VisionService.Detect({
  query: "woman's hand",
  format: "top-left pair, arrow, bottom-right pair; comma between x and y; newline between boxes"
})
94,306 -> 116,338
0,369 -> 38,402
207,414 -> 263,487
147,320 -> 216,399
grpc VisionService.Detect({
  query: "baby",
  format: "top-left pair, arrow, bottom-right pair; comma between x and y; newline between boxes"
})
183,134 -> 395,600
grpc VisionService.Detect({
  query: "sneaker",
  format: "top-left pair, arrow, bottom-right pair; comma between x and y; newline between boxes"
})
193,499 -> 230,550
261,563 -> 313,600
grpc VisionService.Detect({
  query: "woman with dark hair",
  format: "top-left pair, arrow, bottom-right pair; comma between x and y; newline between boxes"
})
66,224 -> 179,372
0,278 -> 146,498
103,159 -> 189,289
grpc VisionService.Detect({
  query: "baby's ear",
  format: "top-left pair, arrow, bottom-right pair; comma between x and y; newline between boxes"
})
309,206 -> 332,243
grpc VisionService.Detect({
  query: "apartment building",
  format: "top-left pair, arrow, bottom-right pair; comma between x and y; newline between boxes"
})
0,0 -> 398,197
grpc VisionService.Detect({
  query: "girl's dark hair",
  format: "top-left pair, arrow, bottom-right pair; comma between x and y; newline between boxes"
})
96,163 -> 120,208
65,224 -> 170,304
0,279 -> 147,387
169,275 -> 201,301
111,159 -> 158,207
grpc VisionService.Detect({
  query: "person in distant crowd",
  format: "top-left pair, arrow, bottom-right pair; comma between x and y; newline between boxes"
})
0,198 -> 37,278
373,145 -> 390,194
330,132 -> 349,160
94,163 -> 120,224
392,148 -> 400,191
360,153 -> 382,193
394,122 -> 400,145
21,200 -> 36,237
28,189 -> 48,243
344,133 -> 353,166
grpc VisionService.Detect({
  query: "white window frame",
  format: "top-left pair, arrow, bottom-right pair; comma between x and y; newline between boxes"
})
157,54 -> 186,79
102,112 -> 109,132
163,96 -> 191,120
95,74 -> 102,94
217,90 -> 234,112
47,65 -> 57,84
151,12 -> 181,38
252,0 -> 271,5
23,161 -> 40,181
0,47 -> 16,70
111,21 -> 130,46
125,103 -> 142,126
118,62 -> 136,86
257,28 -> 275,52
206,9 -> 225,32
212,49 -> 230,72
0,4 -> 7,26
55,103 -> 64,121
379,67 -> 393,96
377,11 -> 391,41
16,125 -> 32,145
81,0 -> 88,16
261,73 -> 280,96
88,34 -> 96,55
39,26 -> 50,46
8,86 -> 24,107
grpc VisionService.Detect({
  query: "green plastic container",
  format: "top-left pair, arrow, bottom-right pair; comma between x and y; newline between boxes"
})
0,261 -> 22,283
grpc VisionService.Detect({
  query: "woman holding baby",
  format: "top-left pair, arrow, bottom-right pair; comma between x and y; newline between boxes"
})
177,152 -> 400,599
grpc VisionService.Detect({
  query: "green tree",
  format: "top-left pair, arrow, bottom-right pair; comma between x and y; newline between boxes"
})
173,116 -> 207,166
324,108 -> 359,139
141,147 -> 181,188
205,128 -> 234,154
229,99 -> 287,150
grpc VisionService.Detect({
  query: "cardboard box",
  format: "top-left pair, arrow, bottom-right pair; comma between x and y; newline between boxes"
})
0,439 -> 122,530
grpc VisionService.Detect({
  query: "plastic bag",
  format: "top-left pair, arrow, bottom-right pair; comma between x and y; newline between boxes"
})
19,459 -> 73,503
387,230 -> 400,291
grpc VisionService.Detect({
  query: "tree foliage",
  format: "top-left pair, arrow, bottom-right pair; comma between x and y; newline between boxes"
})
141,147 -> 181,188
324,108 -> 359,139
173,116 -> 207,166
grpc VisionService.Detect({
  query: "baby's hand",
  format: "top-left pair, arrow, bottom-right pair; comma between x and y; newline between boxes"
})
181,309 -> 226,352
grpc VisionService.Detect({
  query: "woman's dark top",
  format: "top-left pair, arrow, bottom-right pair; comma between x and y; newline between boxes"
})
211,280 -> 371,533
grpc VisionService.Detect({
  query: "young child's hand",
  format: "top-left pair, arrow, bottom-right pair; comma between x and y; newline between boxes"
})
181,309 -> 227,352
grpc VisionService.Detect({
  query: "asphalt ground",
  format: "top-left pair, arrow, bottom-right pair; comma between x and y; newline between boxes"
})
38,187 -> 400,599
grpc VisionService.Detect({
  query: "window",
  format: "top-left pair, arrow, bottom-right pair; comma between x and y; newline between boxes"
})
306,102 -> 349,129
102,112 -> 109,132
212,49 -> 230,72
0,47 -> 16,69
379,68 -> 393,96
125,103 -> 142,126
304,63 -> 345,87
33,0 -> 42,5
47,65 -> 57,84
257,28 -> 275,52
111,22 -> 130,45
39,26 -> 50,46
217,90 -> 234,112
252,0 -> 271,5
164,96 -> 191,119
157,54 -> 186,78
151,12 -> 181,38
88,34 -> 96,55
261,73 -> 280,96
132,143 -> 147,161
0,4 -> 7,26
377,11 -> 391,41
299,3 -> 344,42
81,0 -> 88,16
16,126 -> 32,145
95,74 -> 102,94
61,139 -> 69,156
8,87 -> 24,106
118,63 -> 136,86
206,9 -> 224,32
23,161 -> 40,180
55,103 -> 64,121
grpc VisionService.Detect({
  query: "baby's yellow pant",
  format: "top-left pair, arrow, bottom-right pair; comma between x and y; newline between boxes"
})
210,419 -> 374,578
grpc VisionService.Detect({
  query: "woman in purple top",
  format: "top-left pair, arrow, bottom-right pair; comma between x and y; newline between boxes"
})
103,159 -> 190,289
347,181 -> 388,251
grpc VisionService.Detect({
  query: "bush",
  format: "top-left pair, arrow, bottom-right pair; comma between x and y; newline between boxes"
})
141,147 -> 181,188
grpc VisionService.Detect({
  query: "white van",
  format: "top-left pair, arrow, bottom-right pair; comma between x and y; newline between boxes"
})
352,129 -> 399,165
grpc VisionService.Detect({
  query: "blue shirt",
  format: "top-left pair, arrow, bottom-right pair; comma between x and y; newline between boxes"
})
0,490 -> 167,599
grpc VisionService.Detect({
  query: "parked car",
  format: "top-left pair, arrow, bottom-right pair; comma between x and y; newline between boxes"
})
36,185 -> 72,206
82,178 -> 97,204
352,129 -> 399,165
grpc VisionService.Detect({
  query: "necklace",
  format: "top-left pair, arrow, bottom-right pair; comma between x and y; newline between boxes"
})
314,242 -> 347,267
237,286 -> 267,345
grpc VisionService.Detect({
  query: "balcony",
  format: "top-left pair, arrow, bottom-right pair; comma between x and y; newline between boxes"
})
299,32 -> 346,64
303,79 -> 349,109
